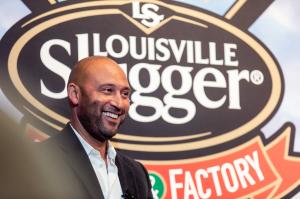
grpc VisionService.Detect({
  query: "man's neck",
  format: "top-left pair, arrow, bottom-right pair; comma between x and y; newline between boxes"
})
70,120 -> 108,160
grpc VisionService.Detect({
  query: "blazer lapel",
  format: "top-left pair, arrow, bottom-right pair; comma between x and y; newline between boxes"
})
116,155 -> 136,198
58,124 -> 105,199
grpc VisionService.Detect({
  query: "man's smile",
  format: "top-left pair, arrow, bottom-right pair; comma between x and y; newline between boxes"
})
102,111 -> 120,120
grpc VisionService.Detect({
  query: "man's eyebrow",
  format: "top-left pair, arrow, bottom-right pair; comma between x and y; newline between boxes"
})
123,86 -> 132,92
98,84 -> 131,91
99,84 -> 114,87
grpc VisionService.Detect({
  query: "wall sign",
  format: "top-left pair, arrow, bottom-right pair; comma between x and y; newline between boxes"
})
0,0 -> 299,198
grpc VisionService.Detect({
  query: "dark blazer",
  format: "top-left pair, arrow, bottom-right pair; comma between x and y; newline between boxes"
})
36,124 -> 153,199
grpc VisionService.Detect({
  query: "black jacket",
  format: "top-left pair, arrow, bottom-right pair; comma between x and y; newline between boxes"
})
36,124 -> 153,199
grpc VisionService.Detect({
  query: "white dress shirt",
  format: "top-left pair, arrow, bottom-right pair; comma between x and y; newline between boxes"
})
71,125 -> 123,199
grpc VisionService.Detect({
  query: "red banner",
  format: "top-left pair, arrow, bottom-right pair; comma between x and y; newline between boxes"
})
145,124 -> 300,199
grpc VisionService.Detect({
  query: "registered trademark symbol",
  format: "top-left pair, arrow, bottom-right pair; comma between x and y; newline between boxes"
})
250,70 -> 264,85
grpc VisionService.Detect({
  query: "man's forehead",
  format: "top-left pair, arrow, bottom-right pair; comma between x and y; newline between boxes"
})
78,58 -> 129,87
84,63 -> 126,80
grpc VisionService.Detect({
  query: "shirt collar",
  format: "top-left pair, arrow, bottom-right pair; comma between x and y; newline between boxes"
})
70,124 -> 117,162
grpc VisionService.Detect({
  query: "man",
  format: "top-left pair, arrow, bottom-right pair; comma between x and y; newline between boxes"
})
39,56 -> 153,199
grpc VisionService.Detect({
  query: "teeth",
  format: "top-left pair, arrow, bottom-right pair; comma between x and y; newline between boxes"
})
103,112 -> 118,119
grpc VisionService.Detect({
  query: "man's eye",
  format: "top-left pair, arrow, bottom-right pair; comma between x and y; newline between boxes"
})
102,88 -> 113,93
122,91 -> 130,98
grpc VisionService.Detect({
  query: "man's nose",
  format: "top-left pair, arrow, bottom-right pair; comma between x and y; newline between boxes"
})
110,93 -> 126,109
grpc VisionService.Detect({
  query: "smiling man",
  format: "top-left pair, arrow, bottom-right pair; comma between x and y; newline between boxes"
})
39,56 -> 153,199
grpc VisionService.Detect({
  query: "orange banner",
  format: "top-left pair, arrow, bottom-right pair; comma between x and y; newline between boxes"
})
145,124 -> 300,199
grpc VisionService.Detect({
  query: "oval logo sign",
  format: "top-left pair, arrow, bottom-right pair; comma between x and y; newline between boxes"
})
0,0 -> 283,160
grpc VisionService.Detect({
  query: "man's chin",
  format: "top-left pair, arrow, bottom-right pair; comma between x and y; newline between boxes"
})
88,132 -> 110,142
92,130 -> 117,142
102,131 -> 117,140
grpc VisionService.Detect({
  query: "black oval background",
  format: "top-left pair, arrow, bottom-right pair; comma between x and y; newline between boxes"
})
18,14 -> 271,137
0,0 -> 282,159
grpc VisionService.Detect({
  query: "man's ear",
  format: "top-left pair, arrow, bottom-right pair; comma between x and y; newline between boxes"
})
67,83 -> 80,106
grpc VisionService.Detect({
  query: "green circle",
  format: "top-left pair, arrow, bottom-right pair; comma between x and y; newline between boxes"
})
149,172 -> 165,199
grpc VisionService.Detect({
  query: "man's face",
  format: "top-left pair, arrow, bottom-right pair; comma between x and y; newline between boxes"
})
76,61 -> 131,142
